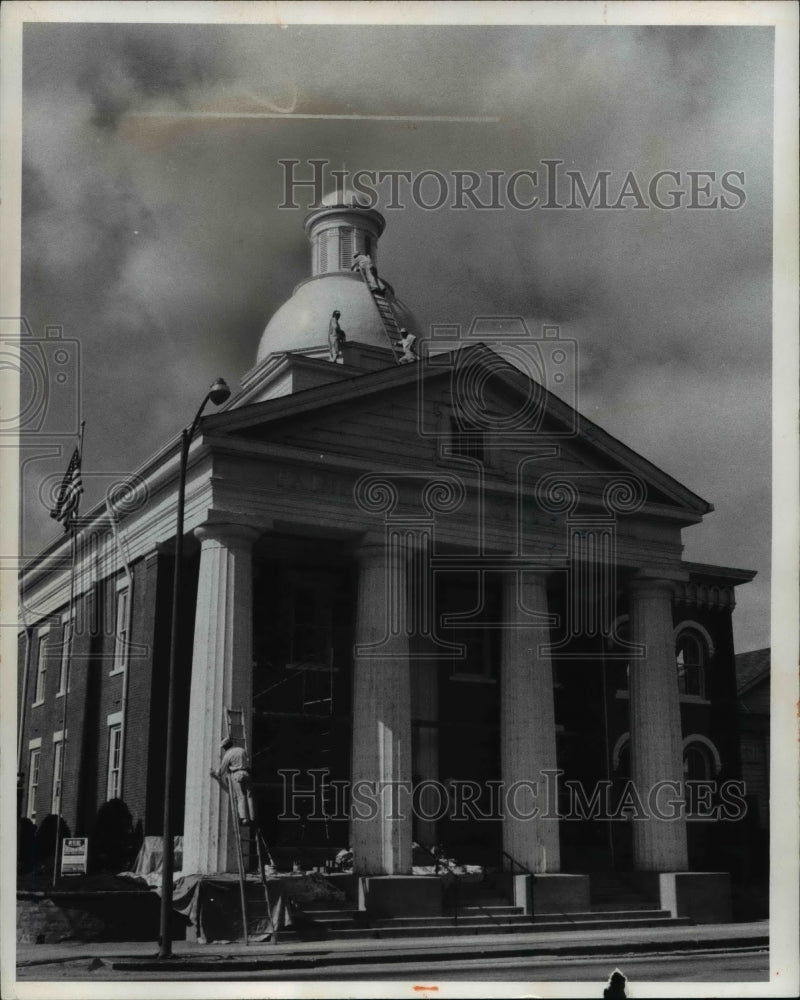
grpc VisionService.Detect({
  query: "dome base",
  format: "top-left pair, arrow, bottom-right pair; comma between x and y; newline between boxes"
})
236,342 -> 397,407
258,272 -> 420,363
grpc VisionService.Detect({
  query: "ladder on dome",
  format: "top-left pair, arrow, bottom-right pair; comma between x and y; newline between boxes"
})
360,277 -> 405,363
220,707 -> 280,945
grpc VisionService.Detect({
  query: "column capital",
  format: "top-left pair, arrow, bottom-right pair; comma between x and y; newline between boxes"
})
628,575 -> 681,599
194,521 -> 261,548
355,538 -> 388,563
630,563 -> 689,585
517,567 -> 554,585
356,535 -> 415,566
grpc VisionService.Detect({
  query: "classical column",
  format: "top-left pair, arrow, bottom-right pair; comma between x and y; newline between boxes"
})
182,522 -> 259,875
628,577 -> 688,871
501,571 -> 560,873
351,542 -> 413,875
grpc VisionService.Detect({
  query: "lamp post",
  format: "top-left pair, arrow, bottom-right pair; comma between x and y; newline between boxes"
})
158,378 -> 231,959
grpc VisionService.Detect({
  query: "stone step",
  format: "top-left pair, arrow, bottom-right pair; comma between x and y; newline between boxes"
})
533,909 -> 672,923
319,915 -> 691,940
445,903 -> 523,915
589,892 -> 652,906
303,907 -> 526,929
590,900 -> 661,911
371,913 -> 531,927
512,916 -> 695,934
296,907 -> 674,935
300,907 -> 359,919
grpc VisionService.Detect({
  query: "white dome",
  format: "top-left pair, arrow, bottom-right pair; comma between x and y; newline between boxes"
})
319,187 -> 374,209
257,273 -> 420,362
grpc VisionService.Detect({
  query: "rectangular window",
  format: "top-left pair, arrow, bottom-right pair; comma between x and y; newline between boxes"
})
338,226 -> 354,269
319,230 -> 331,272
106,724 -> 122,800
440,579 -> 499,682
51,739 -> 63,815
27,749 -> 40,822
58,616 -> 73,695
112,587 -> 129,674
33,632 -> 49,704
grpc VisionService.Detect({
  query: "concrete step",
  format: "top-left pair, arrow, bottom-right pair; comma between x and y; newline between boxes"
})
371,913 -> 531,928
324,923 -> 533,940
590,900 -> 661,911
525,916 -> 693,933
321,915 -> 691,940
533,909 -> 673,923
445,891 -> 508,906
446,904 -> 523,916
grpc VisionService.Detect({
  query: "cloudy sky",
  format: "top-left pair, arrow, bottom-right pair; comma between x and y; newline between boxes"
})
17,16 -> 773,651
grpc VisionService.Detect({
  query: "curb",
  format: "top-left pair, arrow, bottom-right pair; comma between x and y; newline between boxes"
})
104,934 -> 769,974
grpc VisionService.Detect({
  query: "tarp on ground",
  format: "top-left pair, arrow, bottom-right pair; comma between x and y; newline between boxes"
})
152,872 -> 346,943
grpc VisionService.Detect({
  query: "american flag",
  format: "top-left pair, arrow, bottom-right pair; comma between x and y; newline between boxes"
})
50,447 -> 83,530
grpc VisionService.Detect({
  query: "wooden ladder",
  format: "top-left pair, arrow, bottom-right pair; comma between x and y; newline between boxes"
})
362,281 -> 404,363
223,707 -> 279,944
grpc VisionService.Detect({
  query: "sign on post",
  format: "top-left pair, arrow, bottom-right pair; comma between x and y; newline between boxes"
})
60,837 -> 88,876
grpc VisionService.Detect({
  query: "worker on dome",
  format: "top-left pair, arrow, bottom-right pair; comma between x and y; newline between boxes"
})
351,251 -> 385,294
328,310 -> 346,363
210,736 -> 255,825
397,328 -> 418,364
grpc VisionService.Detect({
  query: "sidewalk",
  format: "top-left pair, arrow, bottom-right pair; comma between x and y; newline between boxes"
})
18,920 -> 769,974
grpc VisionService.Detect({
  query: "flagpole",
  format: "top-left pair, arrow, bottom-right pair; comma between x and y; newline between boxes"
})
52,421 -> 84,886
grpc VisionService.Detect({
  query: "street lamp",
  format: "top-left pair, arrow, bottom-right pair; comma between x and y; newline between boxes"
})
158,377 -> 231,959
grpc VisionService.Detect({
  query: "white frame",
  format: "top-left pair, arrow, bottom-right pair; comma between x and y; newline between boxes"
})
106,723 -> 122,801
32,628 -> 49,706
57,612 -> 73,697
676,627 -> 709,701
110,581 -> 130,676
26,744 -> 41,822
51,736 -> 63,815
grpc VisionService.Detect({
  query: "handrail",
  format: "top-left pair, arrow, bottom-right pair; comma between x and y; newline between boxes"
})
500,849 -> 535,878
500,849 -> 536,921
414,841 -> 508,928
413,841 -> 459,924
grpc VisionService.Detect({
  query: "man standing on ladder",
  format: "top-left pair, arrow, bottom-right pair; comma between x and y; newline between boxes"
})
397,328 -> 418,363
211,737 -> 255,825
351,251 -> 386,293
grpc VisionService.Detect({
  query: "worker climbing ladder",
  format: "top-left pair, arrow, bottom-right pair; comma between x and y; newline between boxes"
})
351,267 -> 405,363
215,707 -> 281,945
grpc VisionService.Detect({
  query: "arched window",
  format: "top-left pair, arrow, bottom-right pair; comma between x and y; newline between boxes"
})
676,630 -> 707,698
682,734 -> 722,779
612,732 -> 630,775
606,616 -> 631,691
683,742 -> 712,781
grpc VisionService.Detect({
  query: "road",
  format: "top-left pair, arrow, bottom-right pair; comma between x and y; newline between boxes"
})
16,946 -> 769,983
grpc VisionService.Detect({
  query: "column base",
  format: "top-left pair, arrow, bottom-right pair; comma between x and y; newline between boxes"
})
358,876 -> 443,918
629,871 -> 733,923
513,873 -> 591,916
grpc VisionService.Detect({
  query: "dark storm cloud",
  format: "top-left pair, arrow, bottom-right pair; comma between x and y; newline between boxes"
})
19,22 -> 773,650
24,23 -> 233,129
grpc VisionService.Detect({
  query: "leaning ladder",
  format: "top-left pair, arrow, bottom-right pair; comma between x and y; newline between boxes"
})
360,279 -> 404,363
223,707 -> 278,944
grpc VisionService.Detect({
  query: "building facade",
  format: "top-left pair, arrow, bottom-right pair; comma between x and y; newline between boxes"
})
18,192 -> 756,914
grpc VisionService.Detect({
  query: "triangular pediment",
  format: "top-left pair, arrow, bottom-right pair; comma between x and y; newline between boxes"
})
203,344 -> 712,519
